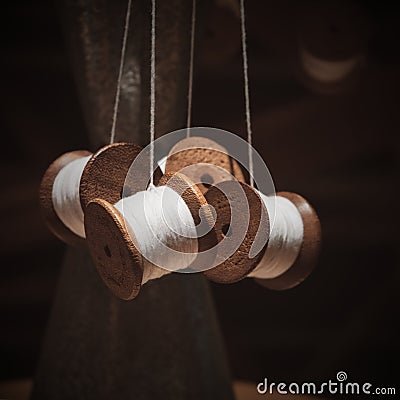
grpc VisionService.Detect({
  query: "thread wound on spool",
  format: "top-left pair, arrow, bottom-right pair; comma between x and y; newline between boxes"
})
86,172 -> 214,300
51,155 -> 91,238
249,194 -> 304,279
254,191 -> 321,290
114,185 -> 198,284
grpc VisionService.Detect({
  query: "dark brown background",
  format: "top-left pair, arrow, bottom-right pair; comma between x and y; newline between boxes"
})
1,0 -> 399,391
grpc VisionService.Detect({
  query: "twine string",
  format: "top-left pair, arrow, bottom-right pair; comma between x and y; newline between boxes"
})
110,0 -> 133,144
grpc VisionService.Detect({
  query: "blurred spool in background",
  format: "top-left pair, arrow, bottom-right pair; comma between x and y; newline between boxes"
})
296,1 -> 369,94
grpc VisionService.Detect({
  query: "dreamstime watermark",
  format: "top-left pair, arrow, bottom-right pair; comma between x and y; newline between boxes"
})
256,371 -> 396,396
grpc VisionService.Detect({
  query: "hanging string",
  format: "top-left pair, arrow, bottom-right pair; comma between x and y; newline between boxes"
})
149,0 -> 156,186
186,0 -> 196,137
239,0 -> 254,187
110,0 -> 133,144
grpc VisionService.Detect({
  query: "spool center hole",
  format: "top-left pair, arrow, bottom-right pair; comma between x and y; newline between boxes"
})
222,223 -> 232,237
104,245 -> 112,258
201,173 -> 214,188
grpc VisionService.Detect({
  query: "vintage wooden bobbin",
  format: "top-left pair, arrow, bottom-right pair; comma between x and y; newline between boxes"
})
85,172 -> 217,300
204,181 -> 321,290
165,136 -> 246,193
39,142 -> 153,247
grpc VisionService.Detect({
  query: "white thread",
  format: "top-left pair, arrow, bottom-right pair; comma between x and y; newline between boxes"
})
110,0 -> 132,144
157,155 -> 167,173
115,185 -> 198,284
186,0 -> 196,137
150,0 -> 156,185
240,0 -> 254,187
301,47 -> 360,83
52,156 -> 91,238
52,154 -> 169,239
249,194 -> 304,279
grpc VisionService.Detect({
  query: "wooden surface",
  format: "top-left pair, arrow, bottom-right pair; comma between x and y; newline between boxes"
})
80,142 -> 144,208
204,181 -> 269,283
85,198 -> 144,300
166,137 -> 246,194
159,172 -> 217,255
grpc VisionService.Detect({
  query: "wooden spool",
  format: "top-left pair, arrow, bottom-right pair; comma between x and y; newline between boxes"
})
204,181 -> 321,289
296,2 -> 368,95
203,181 -> 269,283
85,172 -> 217,300
165,137 -> 246,193
255,191 -> 321,290
39,142 -> 145,246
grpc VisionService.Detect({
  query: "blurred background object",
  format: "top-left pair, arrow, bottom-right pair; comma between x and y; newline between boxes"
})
296,1 -> 369,94
0,0 -> 399,397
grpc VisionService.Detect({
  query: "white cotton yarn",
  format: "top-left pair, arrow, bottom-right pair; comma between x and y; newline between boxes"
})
51,154 -> 305,282
51,153 -> 198,285
51,153 -> 170,242
249,193 -> 304,280
52,156 -> 91,238
114,185 -> 198,284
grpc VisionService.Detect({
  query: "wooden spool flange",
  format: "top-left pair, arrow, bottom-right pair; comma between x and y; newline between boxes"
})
39,142 -> 145,246
165,137 -> 245,194
85,172 -> 217,300
203,181 -> 269,283
204,182 -> 321,289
